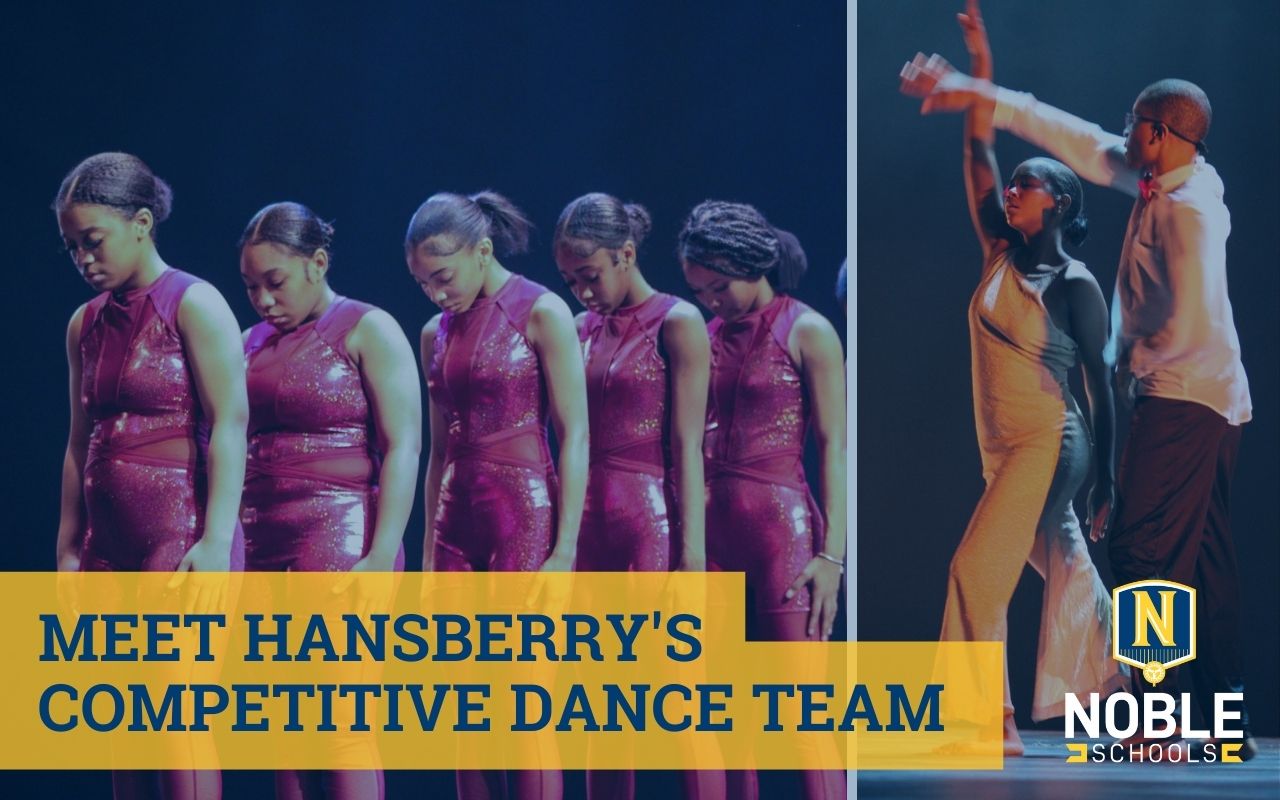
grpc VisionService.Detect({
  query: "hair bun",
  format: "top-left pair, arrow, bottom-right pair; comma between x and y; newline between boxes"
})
151,176 -> 174,222
623,203 -> 652,247
406,191 -> 532,257
53,152 -> 174,235
238,201 -> 335,260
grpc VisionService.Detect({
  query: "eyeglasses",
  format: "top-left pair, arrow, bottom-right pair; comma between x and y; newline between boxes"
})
1124,113 -> 1208,156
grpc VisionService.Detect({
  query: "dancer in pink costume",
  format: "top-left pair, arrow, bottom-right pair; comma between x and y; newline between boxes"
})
408,191 -> 587,800
239,202 -> 420,800
55,152 -> 247,800
240,202 -> 417,574
554,193 -> 710,574
680,201 -> 846,800
554,192 -> 721,800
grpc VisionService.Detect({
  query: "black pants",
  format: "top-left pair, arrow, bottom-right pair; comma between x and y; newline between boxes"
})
1108,396 -> 1249,732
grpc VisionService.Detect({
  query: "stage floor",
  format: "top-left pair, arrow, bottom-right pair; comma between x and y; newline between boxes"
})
856,731 -> 1280,799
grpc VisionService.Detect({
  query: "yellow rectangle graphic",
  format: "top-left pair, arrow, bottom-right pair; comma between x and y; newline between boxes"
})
4,572 -> 1004,770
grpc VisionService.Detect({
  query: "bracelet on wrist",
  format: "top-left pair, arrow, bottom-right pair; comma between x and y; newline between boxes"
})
816,552 -> 845,573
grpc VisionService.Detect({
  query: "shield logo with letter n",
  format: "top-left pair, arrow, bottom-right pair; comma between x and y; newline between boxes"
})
1112,580 -> 1196,686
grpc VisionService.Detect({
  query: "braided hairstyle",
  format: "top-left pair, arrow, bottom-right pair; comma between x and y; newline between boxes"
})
404,190 -> 532,258
553,192 -> 652,260
239,201 -> 335,260
52,152 -> 173,238
676,200 -> 807,291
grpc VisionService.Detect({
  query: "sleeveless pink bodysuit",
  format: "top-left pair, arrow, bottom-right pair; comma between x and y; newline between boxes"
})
79,267 -> 244,572
428,275 -> 558,571
242,296 -> 403,571
705,295 -> 822,618
578,292 -> 681,571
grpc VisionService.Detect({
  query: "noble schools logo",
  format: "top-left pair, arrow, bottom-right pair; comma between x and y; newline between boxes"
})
1062,579 -> 1246,763
1112,580 -> 1195,686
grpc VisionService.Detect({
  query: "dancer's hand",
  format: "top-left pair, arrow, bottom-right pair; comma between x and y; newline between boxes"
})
900,52 -> 954,100
334,555 -> 398,618
899,53 -> 989,116
56,546 -> 81,573
1088,482 -> 1114,542
539,550 -> 575,573
675,555 -> 707,572
784,556 -> 844,641
55,550 -> 83,618
345,552 -> 397,574
957,0 -> 992,80
55,548 -> 83,617
524,569 -> 573,618
173,537 -> 232,573
168,539 -> 231,614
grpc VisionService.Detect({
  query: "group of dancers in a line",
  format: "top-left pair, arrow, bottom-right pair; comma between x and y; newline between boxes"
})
51,3 -> 1261,797
899,0 -> 1255,761
54,150 -> 846,798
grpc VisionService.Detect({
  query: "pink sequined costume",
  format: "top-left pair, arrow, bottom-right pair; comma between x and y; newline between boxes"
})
580,294 -> 723,800
429,274 -> 558,572
79,267 -> 244,572
705,295 -> 823,629
578,292 -> 680,571
244,295 -> 403,800
242,296 -> 404,573
706,294 -> 843,800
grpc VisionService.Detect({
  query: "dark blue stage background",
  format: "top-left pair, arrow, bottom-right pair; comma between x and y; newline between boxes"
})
858,0 -> 1279,745
0,1 -> 845,796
